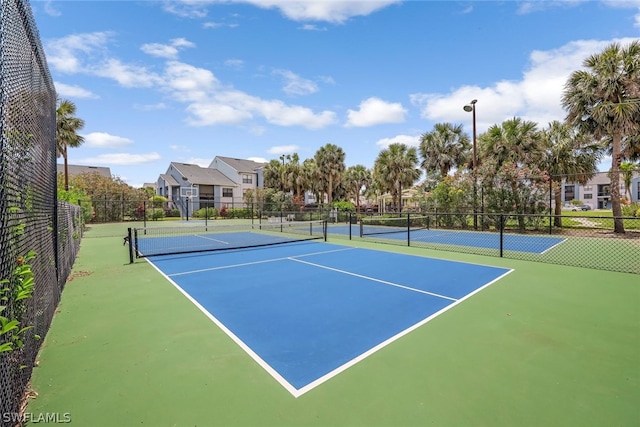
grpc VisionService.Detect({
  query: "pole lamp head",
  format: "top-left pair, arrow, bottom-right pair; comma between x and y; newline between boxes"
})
463,99 -> 477,112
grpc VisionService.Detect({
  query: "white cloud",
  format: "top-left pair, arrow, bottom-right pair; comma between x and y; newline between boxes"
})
43,0 -> 61,16
273,69 -> 319,96
248,156 -> 268,163
45,32 -> 112,73
169,145 -> 191,152
345,97 -> 407,127
92,58 -> 162,88
163,61 -> 220,102
141,38 -> 195,59
78,152 -> 161,165
267,145 -> 299,154
54,82 -> 98,99
185,102 -> 254,126
83,132 -> 133,148
184,157 -> 211,167
184,89 -> 337,129
163,0 -> 399,23
203,22 -> 239,29
224,59 -> 244,69
375,134 -> 421,150
299,24 -> 327,31
162,1 -> 209,18
47,32 -> 338,131
133,103 -> 168,111
240,0 -> 402,24
410,37 -> 640,133
141,43 -> 180,59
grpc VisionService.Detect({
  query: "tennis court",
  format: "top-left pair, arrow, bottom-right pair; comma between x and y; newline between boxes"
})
328,221 -> 565,254
26,222 -> 640,426
147,237 -> 511,396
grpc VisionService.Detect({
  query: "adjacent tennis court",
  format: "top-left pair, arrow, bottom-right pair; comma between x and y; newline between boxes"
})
328,221 -> 565,254
145,236 -> 511,396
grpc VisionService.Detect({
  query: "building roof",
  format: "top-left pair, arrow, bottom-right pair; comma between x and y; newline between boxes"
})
57,164 -> 111,178
215,156 -> 265,173
170,162 -> 237,187
159,174 -> 179,186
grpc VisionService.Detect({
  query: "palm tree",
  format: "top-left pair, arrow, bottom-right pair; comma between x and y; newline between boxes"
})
540,121 -> 602,226
619,162 -> 637,200
301,158 -> 325,205
479,117 -> 543,168
419,123 -> 471,177
344,165 -> 372,210
479,118 -> 543,229
263,159 -> 284,191
314,143 -> 345,205
562,41 -> 640,233
56,99 -> 85,191
373,143 -> 421,212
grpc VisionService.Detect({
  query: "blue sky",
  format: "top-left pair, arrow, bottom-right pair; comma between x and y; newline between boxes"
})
32,0 -> 640,187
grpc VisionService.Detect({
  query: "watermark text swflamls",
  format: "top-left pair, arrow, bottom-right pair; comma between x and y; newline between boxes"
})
2,412 -> 71,424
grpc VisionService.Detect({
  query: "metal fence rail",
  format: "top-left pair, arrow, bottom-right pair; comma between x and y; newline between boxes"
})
0,1 -> 82,425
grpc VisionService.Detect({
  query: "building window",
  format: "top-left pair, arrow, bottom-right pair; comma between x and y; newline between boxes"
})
222,188 -> 233,197
564,185 -> 575,201
242,174 -> 252,184
584,193 -> 593,199
583,185 -> 592,192
598,184 -> 610,197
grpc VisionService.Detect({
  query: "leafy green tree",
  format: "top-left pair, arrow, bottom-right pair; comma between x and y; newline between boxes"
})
373,143 -> 421,212
540,120 -> 601,226
419,123 -> 471,177
562,40 -> 640,233
56,99 -> 85,191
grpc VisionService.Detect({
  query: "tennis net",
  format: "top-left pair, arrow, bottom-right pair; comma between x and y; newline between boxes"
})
360,215 -> 429,237
128,219 -> 327,259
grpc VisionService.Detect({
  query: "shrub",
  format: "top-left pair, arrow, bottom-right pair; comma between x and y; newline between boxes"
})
194,207 -> 218,219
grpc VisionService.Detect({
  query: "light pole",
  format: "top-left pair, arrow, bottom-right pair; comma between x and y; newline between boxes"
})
463,99 -> 478,229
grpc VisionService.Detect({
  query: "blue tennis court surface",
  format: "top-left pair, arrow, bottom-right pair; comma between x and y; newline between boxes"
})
329,224 -> 565,254
148,241 -> 512,397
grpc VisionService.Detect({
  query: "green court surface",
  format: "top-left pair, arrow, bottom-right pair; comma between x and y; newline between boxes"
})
27,222 -> 639,426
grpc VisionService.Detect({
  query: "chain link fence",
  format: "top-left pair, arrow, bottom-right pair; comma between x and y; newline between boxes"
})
0,1 -> 82,425
348,212 -> 640,274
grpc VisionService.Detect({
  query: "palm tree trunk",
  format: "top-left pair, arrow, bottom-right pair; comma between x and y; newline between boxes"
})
611,134 -> 625,233
553,181 -> 562,227
63,146 -> 69,191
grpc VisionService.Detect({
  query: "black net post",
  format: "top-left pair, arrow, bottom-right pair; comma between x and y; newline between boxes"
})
128,228 -> 134,264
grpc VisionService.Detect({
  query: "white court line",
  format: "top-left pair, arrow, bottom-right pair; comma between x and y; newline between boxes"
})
289,258 -> 457,302
195,234 -> 230,245
168,247 -> 357,277
150,247 -> 514,398
145,259 -> 300,397
295,268 -> 515,397
540,238 -> 567,254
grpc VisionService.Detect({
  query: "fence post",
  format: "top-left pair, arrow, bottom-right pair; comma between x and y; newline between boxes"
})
499,214 -> 504,257
407,213 -> 411,247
